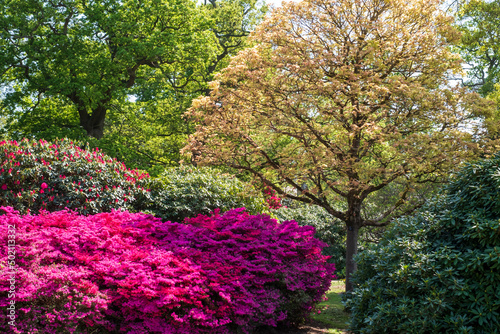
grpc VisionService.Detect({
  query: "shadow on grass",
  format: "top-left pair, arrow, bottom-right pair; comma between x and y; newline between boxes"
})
308,280 -> 350,334
254,280 -> 350,333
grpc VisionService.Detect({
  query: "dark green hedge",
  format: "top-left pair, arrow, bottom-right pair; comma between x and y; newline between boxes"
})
345,154 -> 500,334
142,166 -> 268,222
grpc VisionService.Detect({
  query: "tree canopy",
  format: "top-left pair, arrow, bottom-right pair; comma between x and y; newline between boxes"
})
455,0 -> 500,138
456,0 -> 500,96
0,0 -> 266,173
184,0 -> 494,291
0,0 -> 215,138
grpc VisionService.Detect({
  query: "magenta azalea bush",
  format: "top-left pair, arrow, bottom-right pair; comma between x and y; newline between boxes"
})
0,206 -> 335,333
0,138 -> 151,215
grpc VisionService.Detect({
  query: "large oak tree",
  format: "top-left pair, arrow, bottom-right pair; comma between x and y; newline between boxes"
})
0,0 -> 265,172
1,0 -> 217,139
184,0 -> 494,291
89,0 -> 267,173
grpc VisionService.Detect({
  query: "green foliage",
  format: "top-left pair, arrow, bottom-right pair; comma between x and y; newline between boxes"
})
200,0 -> 267,73
85,98 -> 190,177
0,0 -> 266,173
0,97 -> 87,141
0,138 -> 151,215
456,0 -> 500,97
273,205 -> 347,278
143,166 -> 268,222
455,0 -> 500,138
345,154 -> 500,334
0,0 -> 216,138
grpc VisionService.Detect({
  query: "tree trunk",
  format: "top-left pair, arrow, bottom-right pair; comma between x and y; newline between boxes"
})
79,105 -> 107,139
345,223 -> 360,292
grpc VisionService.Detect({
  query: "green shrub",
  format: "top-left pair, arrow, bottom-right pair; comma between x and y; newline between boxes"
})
345,155 -> 500,334
273,205 -> 346,278
0,138 -> 151,215
143,166 -> 268,222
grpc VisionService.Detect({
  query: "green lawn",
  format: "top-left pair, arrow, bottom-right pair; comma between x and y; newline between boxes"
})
309,280 -> 350,333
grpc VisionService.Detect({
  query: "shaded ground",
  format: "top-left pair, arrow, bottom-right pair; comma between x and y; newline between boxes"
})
257,320 -> 347,334
256,320 -> 347,334
288,320 -> 346,334
257,280 -> 350,334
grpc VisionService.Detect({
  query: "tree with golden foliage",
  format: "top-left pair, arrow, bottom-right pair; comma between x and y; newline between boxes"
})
184,0 -> 495,291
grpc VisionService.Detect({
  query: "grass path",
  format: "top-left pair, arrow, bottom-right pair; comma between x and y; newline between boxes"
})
307,280 -> 350,333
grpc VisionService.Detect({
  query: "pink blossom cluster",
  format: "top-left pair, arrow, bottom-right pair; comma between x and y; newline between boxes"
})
263,186 -> 283,209
0,206 -> 335,333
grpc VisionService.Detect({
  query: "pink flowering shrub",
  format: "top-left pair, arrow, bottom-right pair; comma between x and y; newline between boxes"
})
263,186 -> 283,209
0,138 -> 151,215
0,207 -> 335,333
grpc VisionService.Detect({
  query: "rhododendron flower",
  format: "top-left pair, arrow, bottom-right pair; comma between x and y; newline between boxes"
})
0,138 -> 150,215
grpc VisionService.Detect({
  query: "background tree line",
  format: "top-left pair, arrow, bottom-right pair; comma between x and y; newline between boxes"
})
0,0 -> 266,175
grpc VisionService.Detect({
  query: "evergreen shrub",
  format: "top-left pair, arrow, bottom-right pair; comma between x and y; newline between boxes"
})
0,207 -> 335,333
144,166 -> 268,221
0,138 -> 150,215
345,155 -> 500,334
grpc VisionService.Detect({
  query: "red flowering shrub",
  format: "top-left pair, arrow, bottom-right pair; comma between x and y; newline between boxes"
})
0,139 -> 150,215
0,207 -> 335,333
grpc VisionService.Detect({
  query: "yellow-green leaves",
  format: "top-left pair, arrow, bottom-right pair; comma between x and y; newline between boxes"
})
186,0 -> 490,222
185,0 -> 495,292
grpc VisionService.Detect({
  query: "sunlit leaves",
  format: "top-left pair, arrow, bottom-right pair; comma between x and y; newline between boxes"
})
186,0 -> 490,224
185,0 -> 494,291
0,0 -> 217,138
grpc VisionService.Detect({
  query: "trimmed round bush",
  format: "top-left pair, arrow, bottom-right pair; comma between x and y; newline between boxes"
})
345,155 -> 500,334
0,138 -> 150,215
0,206 -> 335,333
144,166 -> 268,222
272,205 -> 346,278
